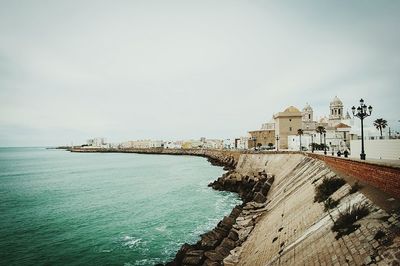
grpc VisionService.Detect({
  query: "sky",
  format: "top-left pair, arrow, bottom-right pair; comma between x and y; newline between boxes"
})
1,0 -> 399,146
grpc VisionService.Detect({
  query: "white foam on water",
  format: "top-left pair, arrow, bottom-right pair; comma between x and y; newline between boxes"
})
121,236 -> 142,249
132,258 -> 162,265
155,225 -> 167,232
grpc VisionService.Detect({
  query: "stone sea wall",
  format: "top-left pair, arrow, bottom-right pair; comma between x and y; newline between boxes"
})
228,154 -> 400,266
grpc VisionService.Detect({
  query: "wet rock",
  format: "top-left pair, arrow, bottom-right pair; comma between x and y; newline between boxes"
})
203,259 -> 221,266
228,230 -> 239,241
215,245 -> 231,257
261,183 -> 271,196
253,192 -> 267,203
182,250 -> 205,265
204,250 -> 225,262
229,206 -> 242,219
219,216 -> 235,230
220,238 -> 236,250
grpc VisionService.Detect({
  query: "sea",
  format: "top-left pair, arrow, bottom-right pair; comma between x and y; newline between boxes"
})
0,147 -> 241,265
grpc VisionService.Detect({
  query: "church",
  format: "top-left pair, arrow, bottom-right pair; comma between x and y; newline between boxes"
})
249,96 -> 355,152
292,96 -> 353,152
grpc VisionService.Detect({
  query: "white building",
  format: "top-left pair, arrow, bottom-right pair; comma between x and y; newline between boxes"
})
235,136 -> 249,150
288,135 -> 312,151
223,139 -> 234,149
86,137 -> 107,148
203,139 -> 224,149
164,141 -> 183,149
121,139 -> 163,149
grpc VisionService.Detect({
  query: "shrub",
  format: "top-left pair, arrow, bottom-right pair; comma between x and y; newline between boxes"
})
332,204 -> 370,239
314,177 -> 346,203
324,197 -> 340,211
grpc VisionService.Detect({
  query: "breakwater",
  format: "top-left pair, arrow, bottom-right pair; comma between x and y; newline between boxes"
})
70,148 -> 400,265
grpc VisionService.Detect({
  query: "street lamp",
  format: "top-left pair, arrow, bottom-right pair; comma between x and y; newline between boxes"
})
310,134 -> 315,153
275,135 -> 280,151
352,98 -> 372,160
323,132 -> 327,155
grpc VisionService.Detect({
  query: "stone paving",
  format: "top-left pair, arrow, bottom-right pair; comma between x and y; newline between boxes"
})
227,154 -> 400,266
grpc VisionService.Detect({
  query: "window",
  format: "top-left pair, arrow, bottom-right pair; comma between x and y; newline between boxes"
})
338,109 -> 341,115
309,114 -> 311,119
289,127 -> 292,131
289,119 -> 292,121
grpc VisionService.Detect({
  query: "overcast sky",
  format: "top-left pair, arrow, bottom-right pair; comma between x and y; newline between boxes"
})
1,0 -> 399,146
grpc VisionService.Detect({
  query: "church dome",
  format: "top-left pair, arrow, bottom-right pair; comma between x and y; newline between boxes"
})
330,96 -> 343,106
284,106 -> 301,113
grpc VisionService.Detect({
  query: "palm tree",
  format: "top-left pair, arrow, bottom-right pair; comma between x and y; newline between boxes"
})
297,129 -> 304,151
316,126 -> 326,149
373,118 -> 387,137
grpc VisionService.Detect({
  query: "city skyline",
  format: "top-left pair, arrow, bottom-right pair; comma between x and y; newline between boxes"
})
1,1 -> 400,146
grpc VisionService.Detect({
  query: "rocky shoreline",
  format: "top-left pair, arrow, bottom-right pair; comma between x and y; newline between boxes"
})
163,155 -> 274,266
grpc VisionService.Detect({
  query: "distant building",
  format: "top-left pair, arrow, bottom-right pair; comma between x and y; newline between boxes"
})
164,141 -> 182,149
235,136 -> 249,150
121,139 -> 163,149
87,137 -> 107,147
274,106 -> 303,150
248,129 -> 275,149
203,139 -> 224,149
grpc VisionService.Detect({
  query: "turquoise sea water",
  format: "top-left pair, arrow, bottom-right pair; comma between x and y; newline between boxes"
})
0,148 -> 241,265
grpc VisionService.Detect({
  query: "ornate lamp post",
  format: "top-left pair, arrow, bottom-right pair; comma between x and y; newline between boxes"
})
352,98 -> 372,160
323,132 -> 327,155
310,134 -> 315,153
275,135 -> 280,151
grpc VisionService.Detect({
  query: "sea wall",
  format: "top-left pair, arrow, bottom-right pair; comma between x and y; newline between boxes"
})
228,153 -> 400,266
307,153 -> 400,199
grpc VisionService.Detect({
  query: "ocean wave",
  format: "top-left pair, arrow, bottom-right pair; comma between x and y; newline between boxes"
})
121,236 -> 142,249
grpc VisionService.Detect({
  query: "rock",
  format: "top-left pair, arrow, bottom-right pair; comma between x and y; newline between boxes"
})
219,216 -> 235,230
238,226 -> 254,242
253,192 -> 267,203
228,230 -> 239,241
236,218 -> 253,227
220,237 -> 236,250
215,245 -> 231,257
229,206 -> 242,218
182,250 -> 204,265
203,259 -> 221,266
200,235 -> 219,250
261,183 -> 271,196
204,250 -> 225,262
168,243 -> 193,265
223,246 -> 242,266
